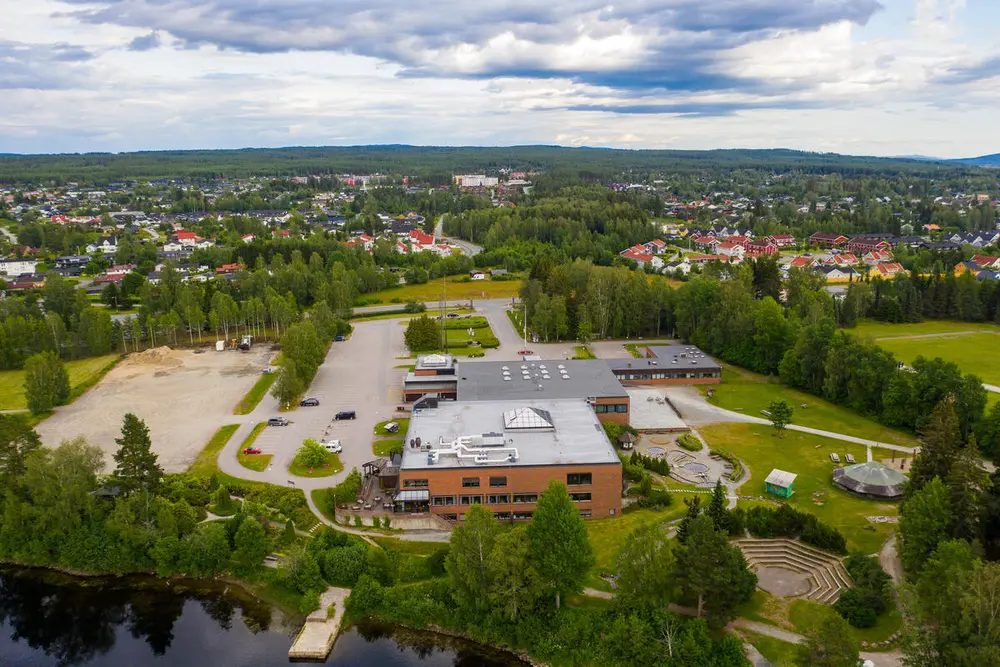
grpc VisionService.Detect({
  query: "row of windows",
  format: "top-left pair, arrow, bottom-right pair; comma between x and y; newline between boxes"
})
438,492 -> 590,506
593,404 -> 629,414
566,472 -> 592,486
460,476 -> 508,488
403,479 -> 428,489
616,371 -> 720,380
443,509 -> 611,522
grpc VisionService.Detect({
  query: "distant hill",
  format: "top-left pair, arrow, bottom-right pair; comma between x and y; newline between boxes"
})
949,154 -> 1000,167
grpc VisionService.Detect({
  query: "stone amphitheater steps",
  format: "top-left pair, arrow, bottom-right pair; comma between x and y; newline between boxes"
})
734,538 -> 851,603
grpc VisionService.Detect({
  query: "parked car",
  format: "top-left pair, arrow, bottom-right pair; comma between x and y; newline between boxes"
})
243,447 -> 262,455
322,440 -> 343,454
300,397 -> 320,407
446,312 -> 460,318
334,335 -> 345,342
335,410 -> 356,420
267,417 -> 289,426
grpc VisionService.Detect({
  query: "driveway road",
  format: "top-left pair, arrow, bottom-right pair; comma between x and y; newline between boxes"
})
434,214 -> 483,256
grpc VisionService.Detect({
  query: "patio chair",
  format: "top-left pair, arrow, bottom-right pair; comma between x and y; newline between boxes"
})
846,454 -> 856,463
830,453 -> 840,463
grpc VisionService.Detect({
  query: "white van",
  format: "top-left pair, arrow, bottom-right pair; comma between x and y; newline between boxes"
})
323,440 -> 343,454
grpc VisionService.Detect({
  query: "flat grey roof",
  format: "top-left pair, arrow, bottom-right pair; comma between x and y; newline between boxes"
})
456,360 -> 627,401
401,398 -> 619,471
607,344 -> 720,372
404,373 -> 458,385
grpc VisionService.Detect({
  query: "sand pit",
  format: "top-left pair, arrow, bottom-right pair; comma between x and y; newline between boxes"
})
37,346 -> 272,473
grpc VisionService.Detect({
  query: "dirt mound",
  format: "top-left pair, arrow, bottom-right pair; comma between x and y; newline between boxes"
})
121,346 -> 185,369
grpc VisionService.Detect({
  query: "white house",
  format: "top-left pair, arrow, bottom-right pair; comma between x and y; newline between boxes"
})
86,237 -> 117,255
0,259 -> 37,276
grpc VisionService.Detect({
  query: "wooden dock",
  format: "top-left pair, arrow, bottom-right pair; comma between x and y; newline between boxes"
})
288,587 -> 351,660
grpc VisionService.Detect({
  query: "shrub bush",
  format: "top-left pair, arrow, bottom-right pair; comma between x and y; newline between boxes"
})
743,504 -> 847,554
677,434 -> 702,451
834,588 -> 879,628
629,451 -> 670,476
635,489 -> 673,509
834,554 -> 891,627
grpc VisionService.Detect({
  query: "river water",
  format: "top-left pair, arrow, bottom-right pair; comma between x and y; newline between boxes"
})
0,569 -> 524,667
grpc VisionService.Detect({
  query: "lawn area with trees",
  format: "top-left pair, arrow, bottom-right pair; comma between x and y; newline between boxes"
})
702,365 -> 918,448
850,318 -> 999,339
0,354 -> 118,411
362,277 -> 522,305
698,422 -> 899,553
289,438 -> 342,477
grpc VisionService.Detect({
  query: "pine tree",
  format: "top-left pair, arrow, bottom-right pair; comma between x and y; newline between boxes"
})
676,496 -> 702,545
707,479 -> 729,533
113,413 -> 163,494
909,398 -> 962,495
527,480 -> 595,608
282,520 -> 296,545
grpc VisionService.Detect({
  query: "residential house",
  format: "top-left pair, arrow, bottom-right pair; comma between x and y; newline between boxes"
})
409,230 -> 435,247
643,239 -> 668,255
810,232 -> 848,248
691,235 -> 721,252
0,259 -> 38,276
241,234 -> 255,243
216,263 -> 242,275
470,271 -> 486,281
862,250 -> 894,265
789,256 -> 816,270
954,261 -> 982,277
175,230 -> 199,247
818,266 -> 859,283
771,234 -> 796,248
827,252 -> 860,267
976,271 -> 1000,282
621,248 -> 665,270
846,237 -> 891,254
664,260 -> 691,275
746,238 -> 778,256
4,275 -> 46,291
716,241 -> 746,259
871,262 -> 907,279
86,236 -> 117,255
971,255 -> 1000,270
490,268 -> 509,278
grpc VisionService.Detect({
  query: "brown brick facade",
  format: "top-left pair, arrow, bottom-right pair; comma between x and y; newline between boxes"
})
399,462 -> 622,522
615,375 -> 720,386
593,396 -> 630,425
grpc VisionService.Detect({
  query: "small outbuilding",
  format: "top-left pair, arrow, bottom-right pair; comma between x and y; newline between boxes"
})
617,431 -> 636,450
832,461 -> 907,500
765,469 -> 797,498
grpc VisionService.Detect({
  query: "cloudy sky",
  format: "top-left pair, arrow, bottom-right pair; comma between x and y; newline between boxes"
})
2,0 -> 999,157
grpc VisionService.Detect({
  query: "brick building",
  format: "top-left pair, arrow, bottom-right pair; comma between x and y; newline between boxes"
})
397,399 -> 622,522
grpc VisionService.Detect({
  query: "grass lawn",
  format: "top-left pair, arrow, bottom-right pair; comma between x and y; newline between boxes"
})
233,372 -> 277,415
587,504 -> 689,572
572,345 -> 596,359
873,332 -> 1000,386
289,451 -> 343,478
371,538 -> 445,556
351,306 -> 473,322
188,424 -> 240,476
237,422 -> 271,472
0,354 -> 120,411
788,598 -> 902,645
699,422 -> 898,553
374,418 -> 410,437
850,318 -> 999,339
373,439 -> 404,456
361,278 -> 522,305
702,365 -> 917,448
737,630 -> 799,667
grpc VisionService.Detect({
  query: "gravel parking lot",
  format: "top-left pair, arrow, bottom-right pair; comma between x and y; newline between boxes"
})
37,346 -> 272,473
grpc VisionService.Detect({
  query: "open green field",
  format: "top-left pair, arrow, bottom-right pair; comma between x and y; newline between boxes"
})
0,354 -> 119,411
703,366 -> 917,448
737,630 -> 798,667
850,318 -> 999,339
188,424 -> 240,476
699,422 -> 898,553
375,418 -> 410,436
233,372 -> 276,415
873,332 -> 1000,386
361,278 -> 522,305
373,439 -> 404,456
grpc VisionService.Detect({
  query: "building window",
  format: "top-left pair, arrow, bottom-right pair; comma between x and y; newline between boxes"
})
567,472 -> 592,486
570,492 -> 592,502
494,512 -> 512,521
487,494 -> 510,505
441,514 -> 458,522
594,404 -> 607,413
404,479 -> 428,489
615,404 -> 628,413
460,495 -> 483,506
610,508 -> 615,516
513,511 -> 533,521
579,510 -> 592,518
489,476 -> 507,487
432,496 -> 456,507
513,493 -> 538,504
461,477 -> 480,488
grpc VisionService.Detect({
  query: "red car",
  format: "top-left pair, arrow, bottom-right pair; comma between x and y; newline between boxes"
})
243,447 -> 262,455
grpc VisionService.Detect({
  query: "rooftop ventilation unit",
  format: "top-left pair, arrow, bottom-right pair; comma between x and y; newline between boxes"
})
542,374 -> 551,379
539,364 -> 546,370
474,453 -> 489,464
562,374 -> 571,379
427,451 -> 439,464
501,366 -> 509,371
557,364 -> 566,369
503,376 -> 512,381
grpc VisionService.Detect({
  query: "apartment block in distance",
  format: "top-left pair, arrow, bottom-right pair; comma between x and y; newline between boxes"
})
396,398 -> 622,522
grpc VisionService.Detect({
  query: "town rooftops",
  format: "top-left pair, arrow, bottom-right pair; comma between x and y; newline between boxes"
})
455,359 -> 627,402
615,343 -> 722,372
401,398 -> 619,470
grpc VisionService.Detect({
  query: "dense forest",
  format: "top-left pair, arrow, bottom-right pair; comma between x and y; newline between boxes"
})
0,145 -> 993,185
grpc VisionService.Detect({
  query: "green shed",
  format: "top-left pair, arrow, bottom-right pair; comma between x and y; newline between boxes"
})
765,469 -> 797,498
